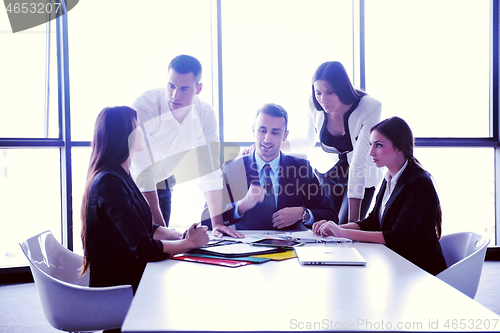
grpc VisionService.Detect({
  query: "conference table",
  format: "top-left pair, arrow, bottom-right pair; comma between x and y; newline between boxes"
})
122,231 -> 500,332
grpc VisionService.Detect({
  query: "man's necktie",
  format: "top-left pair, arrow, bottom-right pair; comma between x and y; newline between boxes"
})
262,164 -> 276,218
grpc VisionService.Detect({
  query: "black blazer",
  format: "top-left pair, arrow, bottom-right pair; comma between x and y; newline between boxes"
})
221,152 -> 338,230
85,165 -> 169,293
357,161 -> 447,275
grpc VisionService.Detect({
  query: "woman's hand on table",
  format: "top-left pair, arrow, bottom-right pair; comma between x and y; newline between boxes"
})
312,220 -> 343,237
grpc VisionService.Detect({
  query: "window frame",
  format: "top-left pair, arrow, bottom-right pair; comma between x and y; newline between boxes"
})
0,6 -> 73,251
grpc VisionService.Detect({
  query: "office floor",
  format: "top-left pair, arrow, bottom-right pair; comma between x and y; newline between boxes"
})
1,261 -> 499,333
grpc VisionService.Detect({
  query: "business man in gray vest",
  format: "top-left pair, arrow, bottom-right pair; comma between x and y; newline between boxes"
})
212,103 -> 337,238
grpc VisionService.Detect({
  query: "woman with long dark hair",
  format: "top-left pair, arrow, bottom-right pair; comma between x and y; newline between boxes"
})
81,106 -> 209,293
313,117 -> 446,275
287,61 -> 382,225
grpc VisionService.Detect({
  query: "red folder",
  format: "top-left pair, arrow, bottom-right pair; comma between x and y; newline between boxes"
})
172,254 -> 253,268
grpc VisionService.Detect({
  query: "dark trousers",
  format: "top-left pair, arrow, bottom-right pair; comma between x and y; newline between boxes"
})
315,168 -> 375,225
156,176 -> 175,227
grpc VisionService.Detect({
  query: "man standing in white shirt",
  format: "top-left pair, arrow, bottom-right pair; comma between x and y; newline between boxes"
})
131,55 -> 223,232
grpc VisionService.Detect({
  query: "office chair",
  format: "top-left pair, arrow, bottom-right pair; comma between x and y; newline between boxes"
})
20,230 -> 133,332
437,232 -> 490,298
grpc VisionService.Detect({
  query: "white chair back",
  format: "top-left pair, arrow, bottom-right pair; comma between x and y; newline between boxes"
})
20,230 -> 89,286
437,232 -> 490,298
20,230 -> 133,332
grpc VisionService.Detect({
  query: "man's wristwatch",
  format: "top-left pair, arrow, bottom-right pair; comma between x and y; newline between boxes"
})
301,206 -> 311,224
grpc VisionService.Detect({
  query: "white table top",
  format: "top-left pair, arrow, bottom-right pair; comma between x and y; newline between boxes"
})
123,233 -> 500,332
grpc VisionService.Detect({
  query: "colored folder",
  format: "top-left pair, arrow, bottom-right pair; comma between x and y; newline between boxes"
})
190,243 -> 286,258
172,254 -> 253,268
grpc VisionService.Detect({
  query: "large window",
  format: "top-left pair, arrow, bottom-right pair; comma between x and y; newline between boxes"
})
415,147 -> 495,242
0,149 -> 62,268
364,0 -> 494,241
365,0 -> 490,137
0,10 -> 60,268
69,0 -> 213,142
222,0 -> 354,142
67,0 -> 213,251
0,19 -> 58,138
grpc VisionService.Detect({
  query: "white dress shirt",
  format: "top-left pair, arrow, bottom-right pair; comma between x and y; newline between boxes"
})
379,160 -> 408,225
130,88 -> 222,193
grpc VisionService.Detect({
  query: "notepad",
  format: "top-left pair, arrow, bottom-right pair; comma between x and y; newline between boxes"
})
276,230 -> 352,243
185,253 -> 271,264
295,246 -> 366,266
191,243 -> 285,258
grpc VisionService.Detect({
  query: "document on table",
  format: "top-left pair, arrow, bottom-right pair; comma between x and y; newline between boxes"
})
191,243 -> 286,258
274,230 -> 352,243
215,235 -> 268,244
210,232 -> 286,244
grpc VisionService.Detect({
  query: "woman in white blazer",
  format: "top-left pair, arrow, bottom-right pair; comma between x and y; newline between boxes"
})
287,62 -> 382,224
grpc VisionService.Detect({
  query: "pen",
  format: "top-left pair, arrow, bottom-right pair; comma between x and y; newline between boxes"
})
182,223 -> 199,239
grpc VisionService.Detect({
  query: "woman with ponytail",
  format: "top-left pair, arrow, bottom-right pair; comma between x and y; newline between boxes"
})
313,117 -> 446,275
81,106 -> 209,294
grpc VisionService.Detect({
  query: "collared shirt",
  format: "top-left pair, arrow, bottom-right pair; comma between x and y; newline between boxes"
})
130,88 -> 222,193
379,160 -> 409,225
254,153 -> 280,206
234,154 -> 280,220
287,95 -> 383,199
234,153 -> 313,224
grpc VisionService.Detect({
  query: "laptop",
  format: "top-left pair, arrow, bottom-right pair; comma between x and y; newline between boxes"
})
295,246 -> 367,266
